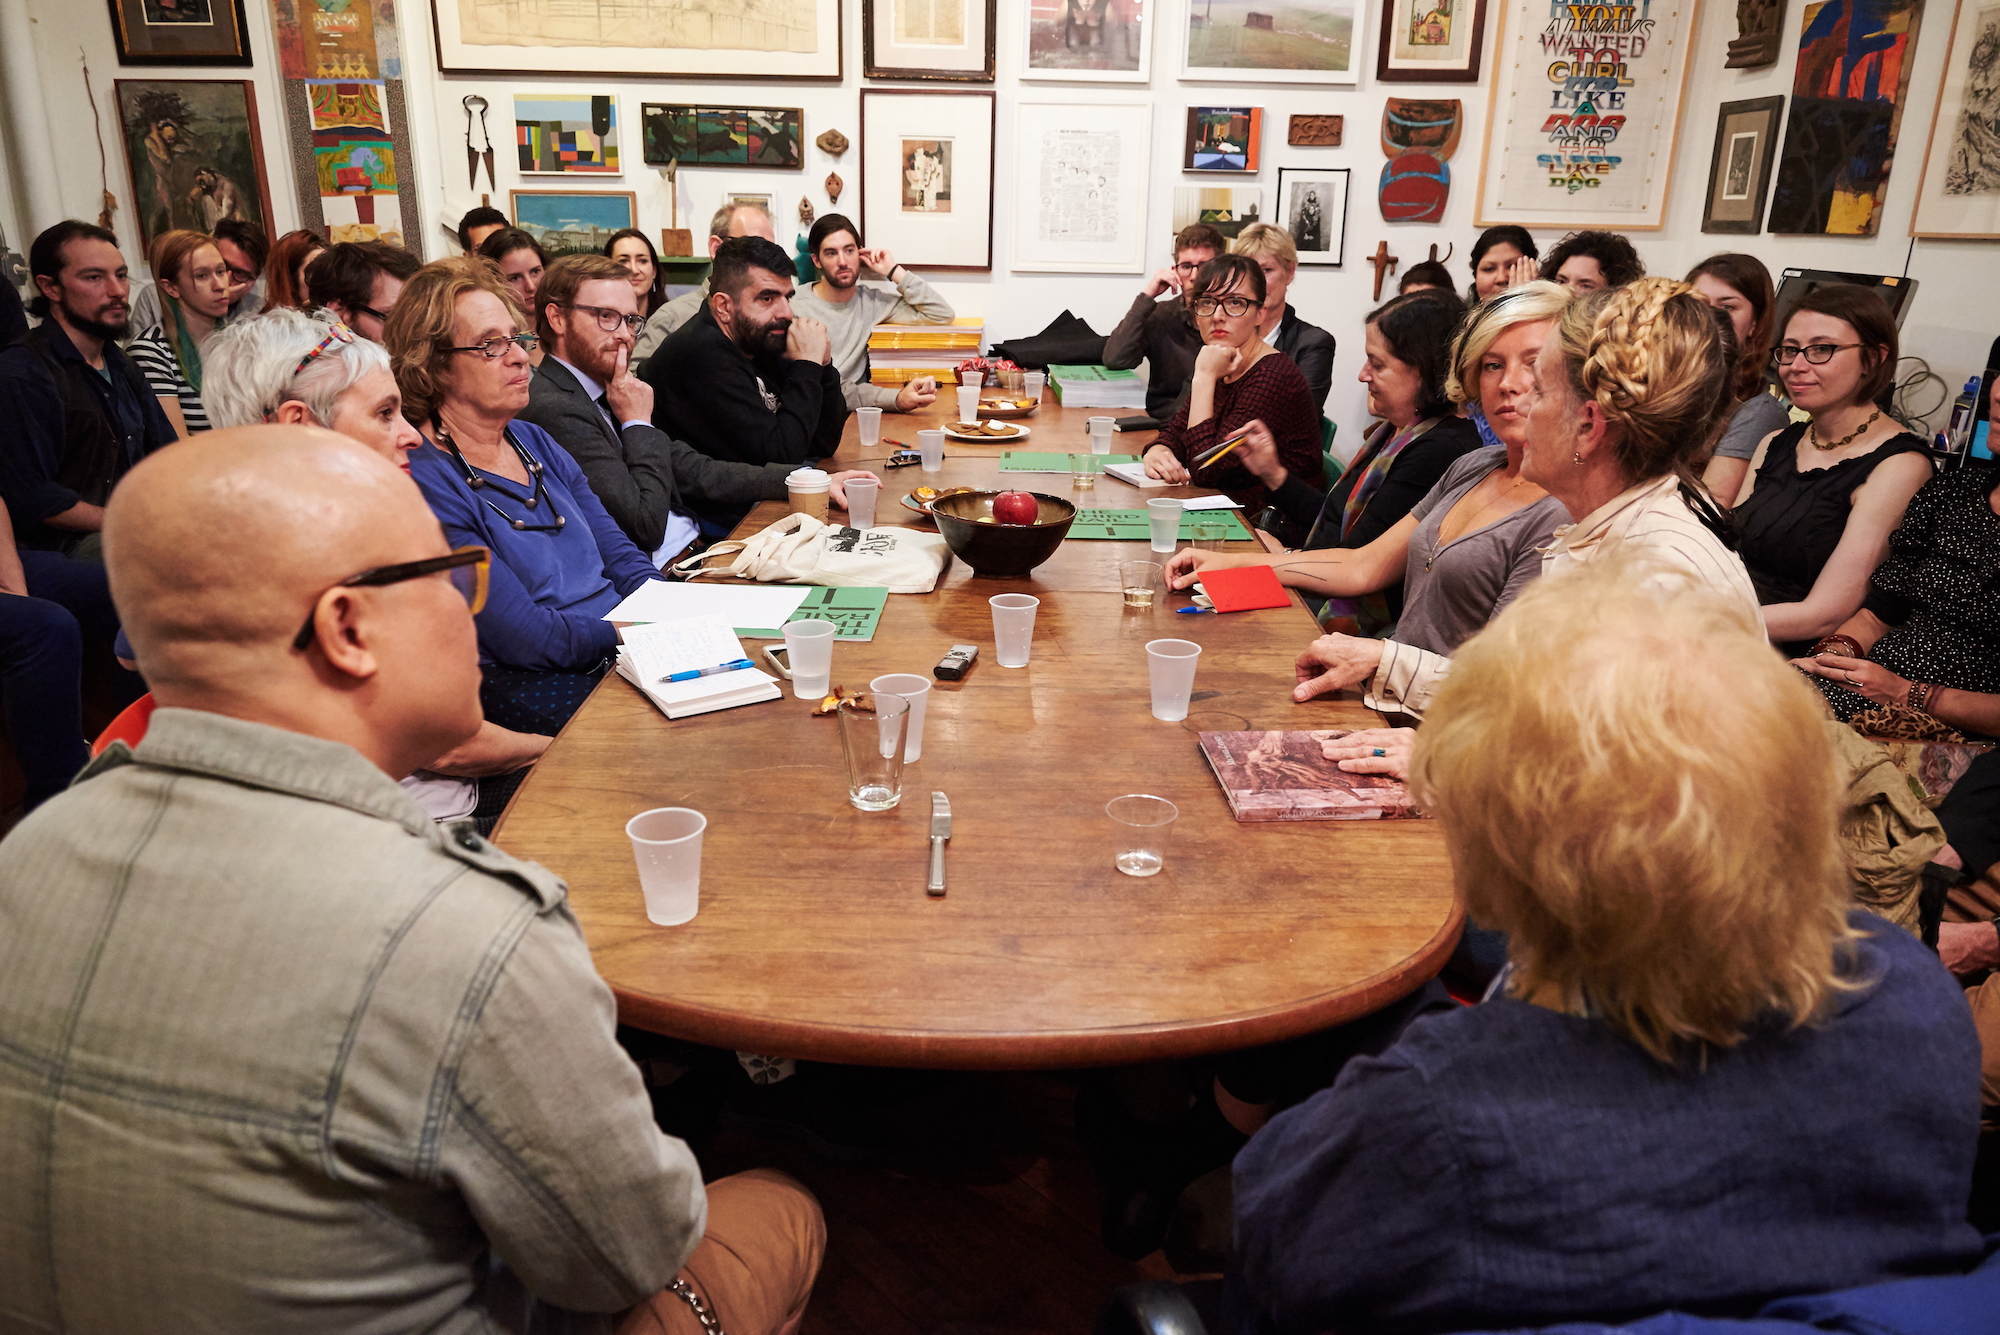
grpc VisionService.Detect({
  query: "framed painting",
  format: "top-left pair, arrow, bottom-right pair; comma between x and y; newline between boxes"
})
1911,0 -> 2000,237
1172,186 -> 1265,241
1022,0 -> 1153,82
510,190 -> 638,258
1185,106 -> 1262,172
107,0 -> 252,64
1180,0 -> 1358,84
431,0 -> 843,80
1011,100 -> 1151,273
1770,0 -> 1925,235
864,0 -> 996,80
1473,0 -> 1703,230
642,105 -> 805,169
114,79 -> 274,254
858,90 -> 995,270
1703,96 -> 1785,233
1377,0 -> 1487,82
1276,166 -> 1349,265
516,94 -> 620,175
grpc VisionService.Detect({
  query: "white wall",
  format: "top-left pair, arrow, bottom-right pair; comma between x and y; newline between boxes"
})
7,0 -> 1997,442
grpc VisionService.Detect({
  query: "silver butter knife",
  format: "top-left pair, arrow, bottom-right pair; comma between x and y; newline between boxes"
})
928,792 -> 951,898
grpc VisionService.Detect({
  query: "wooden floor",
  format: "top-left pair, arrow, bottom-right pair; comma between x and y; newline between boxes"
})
695,1071 -> 1181,1335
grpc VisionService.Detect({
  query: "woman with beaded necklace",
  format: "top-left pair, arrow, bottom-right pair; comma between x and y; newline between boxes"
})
1732,285 -> 1933,658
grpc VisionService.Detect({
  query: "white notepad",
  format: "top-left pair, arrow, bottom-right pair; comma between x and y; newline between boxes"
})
1103,462 -> 1172,489
615,616 -> 782,720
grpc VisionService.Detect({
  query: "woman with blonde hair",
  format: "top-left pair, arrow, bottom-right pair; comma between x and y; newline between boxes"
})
1229,558 -> 1984,1335
128,229 -> 232,435
1230,222 -> 1334,412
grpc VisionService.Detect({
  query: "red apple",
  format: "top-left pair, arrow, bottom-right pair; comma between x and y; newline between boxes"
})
991,490 -> 1040,525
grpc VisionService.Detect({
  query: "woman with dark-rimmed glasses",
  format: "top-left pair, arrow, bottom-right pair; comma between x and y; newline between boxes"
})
386,258 -> 666,736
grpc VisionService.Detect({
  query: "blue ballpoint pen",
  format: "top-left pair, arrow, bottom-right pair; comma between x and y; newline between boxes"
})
662,657 -> 756,683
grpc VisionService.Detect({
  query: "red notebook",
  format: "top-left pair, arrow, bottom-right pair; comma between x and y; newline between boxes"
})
1199,564 -> 1292,613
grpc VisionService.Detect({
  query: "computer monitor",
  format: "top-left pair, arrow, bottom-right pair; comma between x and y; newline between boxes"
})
1772,268 -> 1919,329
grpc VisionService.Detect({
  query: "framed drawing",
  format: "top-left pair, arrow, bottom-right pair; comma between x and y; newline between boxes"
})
864,0 -> 996,80
516,94 -> 620,175
642,105 -> 805,169
1180,0 -> 1358,84
1770,0 -> 1925,235
858,90 -> 994,270
1172,186 -> 1265,241
1474,0 -> 1703,230
1276,166 -> 1349,265
431,0 -> 843,80
1702,96 -> 1785,233
114,79 -> 274,253
510,190 -> 638,258
107,0 -> 252,65
1377,0 -> 1488,82
1012,100 -> 1151,273
1022,0 -> 1153,81
1185,107 -> 1262,172
1911,0 -> 2000,237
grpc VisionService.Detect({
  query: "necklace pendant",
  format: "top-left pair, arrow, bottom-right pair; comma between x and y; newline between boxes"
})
511,518 -> 527,531
555,515 -> 566,529
523,494 -> 539,509
468,475 -> 485,489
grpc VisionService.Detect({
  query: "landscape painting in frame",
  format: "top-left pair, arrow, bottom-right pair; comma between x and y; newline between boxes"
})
1911,0 -> 2000,236
1171,186 -> 1265,239
1185,106 -> 1263,171
1023,0 -> 1153,81
641,105 -> 804,169
1769,0 -> 1925,235
115,79 -> 274,252
516,94 -> 620,174
510,190 -> 637,258
1180,0 -> 1358,84
430,0 -> 844,80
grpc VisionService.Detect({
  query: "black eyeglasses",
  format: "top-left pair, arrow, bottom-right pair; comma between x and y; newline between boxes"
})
225,266 -> 257,286
566,303 -> 646,333
355,303 -> 391,324
1192,295 -> 1257,317
1173,260 -> 1204,274
448,332 -> 539,360
1773,342 -> 1862,366
292,547 -> 490,652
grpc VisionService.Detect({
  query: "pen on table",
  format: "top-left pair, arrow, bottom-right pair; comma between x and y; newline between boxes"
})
662,658 -> 756,683
1175,605 -> 1214,614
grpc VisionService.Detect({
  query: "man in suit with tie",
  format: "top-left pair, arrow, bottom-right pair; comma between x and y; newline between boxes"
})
516,255 -> 876,560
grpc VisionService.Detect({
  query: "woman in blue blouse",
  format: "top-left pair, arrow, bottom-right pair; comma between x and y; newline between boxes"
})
388,259 -> 664,734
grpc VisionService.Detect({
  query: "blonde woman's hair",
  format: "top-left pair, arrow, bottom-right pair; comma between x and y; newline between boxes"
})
1445,279 -> 1571,407
1408,555 -> 1859,1064
149,229 -> 224,391
383,256 -> 521,425
1230,222 -> 1297,274
1549,277 -> 1735,486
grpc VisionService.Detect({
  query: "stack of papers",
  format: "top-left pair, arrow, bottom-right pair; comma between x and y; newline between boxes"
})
603,581 -> 889,642
868,316 -> 985,384
615,615 -> 782,720
1048,364 -> 1147,410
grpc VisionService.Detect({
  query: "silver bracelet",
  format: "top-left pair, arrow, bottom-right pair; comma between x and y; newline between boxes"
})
669,1278 -> 725,1335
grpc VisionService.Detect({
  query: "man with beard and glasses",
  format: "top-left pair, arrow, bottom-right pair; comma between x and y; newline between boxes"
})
518,254 -> 878,556
632,201 -> 776,366
640,235 -> 846,504
786,212 -> 952,415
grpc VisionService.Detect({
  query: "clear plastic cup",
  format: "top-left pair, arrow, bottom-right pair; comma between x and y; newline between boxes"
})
956,384 -> 981,423
783,619 -> 838,698
1024,370 -> 1046,399
870,672 -> 932,762
989,593 -> 1040,668
1146,638 -> 1202,722
838,692 -> 910,811
626,807 -> 707,925
857,405 -> 883,447
1107,794 -> 1177,878
1070,453 -> 1097,490
1119,560 -> 1161,609
918,428 -> 946,473
959,369 -> 984,387
1088,416 -> 1115,455
844,476 -> 879,529
1148,498 -> 1183,554
1193,519 -> 1230,551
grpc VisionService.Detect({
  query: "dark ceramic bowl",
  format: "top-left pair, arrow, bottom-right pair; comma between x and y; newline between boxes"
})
929,490 -> 1077,577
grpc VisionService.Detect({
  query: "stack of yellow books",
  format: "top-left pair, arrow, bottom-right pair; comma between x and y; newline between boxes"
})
867,316 -> 984,385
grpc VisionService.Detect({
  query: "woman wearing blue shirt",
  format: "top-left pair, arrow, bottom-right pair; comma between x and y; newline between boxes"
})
388,259 -> 664,734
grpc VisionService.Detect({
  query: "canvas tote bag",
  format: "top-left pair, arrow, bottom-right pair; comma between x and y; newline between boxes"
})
673,513 -> 951,594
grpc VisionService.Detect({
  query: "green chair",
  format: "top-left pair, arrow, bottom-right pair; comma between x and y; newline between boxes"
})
1320,418 -> 1342,489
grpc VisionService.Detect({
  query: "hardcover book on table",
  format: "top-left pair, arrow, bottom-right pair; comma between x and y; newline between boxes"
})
1198,730 -> 1424,822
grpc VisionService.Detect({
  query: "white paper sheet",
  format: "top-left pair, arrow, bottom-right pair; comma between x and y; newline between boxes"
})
620,616 -> 747,679
1179,495 -> 1245,511
603,582 -> 813,628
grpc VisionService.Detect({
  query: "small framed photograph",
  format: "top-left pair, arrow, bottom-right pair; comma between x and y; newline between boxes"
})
1185,107 -> 1262,173
642,105 -> 804,170
1011,100 -> 1152,273
1022,0 -> 1154,82
859,89 -> 995,270
510,190 -> 638,258
1171,186 -> 1265,242
1702,96 -> 1784,234
1275,167 -> 1350,266
515,93 -> 621,176
1376,0 -> 1488,83
106,0 -> 252,65
1181,0 -> 1358,84
864,0 -> 997,81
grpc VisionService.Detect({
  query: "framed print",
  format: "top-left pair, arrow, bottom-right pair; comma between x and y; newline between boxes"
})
1474,0 -> 1703,230
1702,96 -> 1784,233
431,0 -> 843,80
1911,0 -> 2000,236
1770,0 -> 1924,234
510,189 -> 638,258
858,90 -> 995,270
1012,100 -> 1151,273
107,0 -> 252,65
1022,0 -> 1153,82
1185,107 -> 1262,172
1276,166 -> 1349,265
642,105 -> 805,169
516,94 -> 620,175
864,0 -> 996,80
115,79 -> 274,253
1180,0 -> 1358,84
1377,0 -> 1488,82
1172,186 -> 1265,240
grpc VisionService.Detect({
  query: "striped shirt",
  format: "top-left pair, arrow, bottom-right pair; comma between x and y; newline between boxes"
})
128,325 -> 209,434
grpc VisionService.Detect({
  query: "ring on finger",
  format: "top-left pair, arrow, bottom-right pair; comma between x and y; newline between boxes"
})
1372,748 -> 1387,757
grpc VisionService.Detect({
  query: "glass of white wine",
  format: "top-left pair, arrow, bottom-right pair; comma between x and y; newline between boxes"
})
1120,559 -> 1161,609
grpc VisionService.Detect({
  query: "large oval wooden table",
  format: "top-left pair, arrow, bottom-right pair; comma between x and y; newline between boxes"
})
492,392 -> 1462,1069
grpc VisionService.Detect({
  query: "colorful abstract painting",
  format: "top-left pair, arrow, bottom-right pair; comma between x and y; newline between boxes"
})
1769,0 -> 1926,234
516,94 -> 620,175
1184,106 -> 1262,172
640,104 -> 804,168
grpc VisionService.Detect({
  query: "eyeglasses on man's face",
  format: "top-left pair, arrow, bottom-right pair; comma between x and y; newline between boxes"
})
291,547 -> 490,653
1773,342 -> 1862,366
566,303 -> 645,333
1192,295 -> 1257,318
449,332 -> 540,360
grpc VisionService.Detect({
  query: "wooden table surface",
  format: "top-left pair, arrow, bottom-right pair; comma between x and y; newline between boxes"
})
492,392 -> 1462,1069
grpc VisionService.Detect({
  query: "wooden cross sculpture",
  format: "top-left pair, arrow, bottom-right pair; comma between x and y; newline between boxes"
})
1369,241 -> 1399,301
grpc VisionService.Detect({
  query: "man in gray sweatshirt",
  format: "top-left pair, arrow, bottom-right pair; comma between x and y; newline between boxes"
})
786,212 -> 953,414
